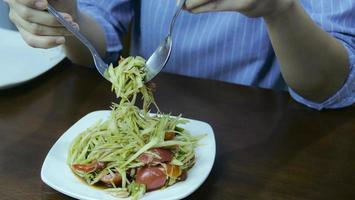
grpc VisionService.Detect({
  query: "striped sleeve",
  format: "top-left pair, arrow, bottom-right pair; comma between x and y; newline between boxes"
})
77,0 -> 134,63
290,0 -> 355,110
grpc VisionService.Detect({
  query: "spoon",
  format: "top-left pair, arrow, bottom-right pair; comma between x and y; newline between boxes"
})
144,0 -> 186,82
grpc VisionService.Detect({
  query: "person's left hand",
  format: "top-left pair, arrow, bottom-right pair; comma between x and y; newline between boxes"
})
183,0 -> 294,18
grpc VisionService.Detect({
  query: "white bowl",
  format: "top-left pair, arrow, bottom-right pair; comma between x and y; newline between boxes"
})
41,110 -> 216,200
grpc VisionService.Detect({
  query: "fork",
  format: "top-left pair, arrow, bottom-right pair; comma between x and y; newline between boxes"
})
47,4 -> 108,80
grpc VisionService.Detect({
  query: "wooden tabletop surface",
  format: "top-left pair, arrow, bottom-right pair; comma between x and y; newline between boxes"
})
0,59 -> 354,200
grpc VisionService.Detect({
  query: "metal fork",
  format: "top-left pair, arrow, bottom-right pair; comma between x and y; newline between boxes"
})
47,4 -> 108,80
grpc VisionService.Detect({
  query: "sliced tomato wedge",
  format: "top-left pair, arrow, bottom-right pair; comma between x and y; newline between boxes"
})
165,164 -> 182,178
138,148 -> 173,164
136,166 -> 167,191
100,173 -> 122,186
72,160 -> 105,173
178,170 -> 187,181
164,131 -> 175,140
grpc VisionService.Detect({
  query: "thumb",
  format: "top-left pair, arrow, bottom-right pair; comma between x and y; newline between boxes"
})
177,0 -> 186,7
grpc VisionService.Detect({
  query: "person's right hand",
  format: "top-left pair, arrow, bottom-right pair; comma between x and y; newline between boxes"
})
4,0 -> 79,49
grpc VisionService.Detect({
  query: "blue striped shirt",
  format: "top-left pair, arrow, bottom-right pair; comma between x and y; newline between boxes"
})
78,0 -> 355,110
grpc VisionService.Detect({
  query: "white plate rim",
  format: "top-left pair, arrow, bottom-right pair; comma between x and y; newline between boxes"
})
41,110 -> 216,200
0,28 -> 66,89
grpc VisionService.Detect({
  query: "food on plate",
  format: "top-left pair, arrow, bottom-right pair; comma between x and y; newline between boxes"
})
67,56 -> 202,199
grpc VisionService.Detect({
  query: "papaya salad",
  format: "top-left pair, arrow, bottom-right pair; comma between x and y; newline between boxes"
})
67,56 -> 203,199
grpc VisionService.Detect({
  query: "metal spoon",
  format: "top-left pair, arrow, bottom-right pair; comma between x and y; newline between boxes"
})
47,4 -> 109,80
144,0 -> 186,82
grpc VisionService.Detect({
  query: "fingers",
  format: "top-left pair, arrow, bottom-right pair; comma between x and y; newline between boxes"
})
15,0 -> 47,10
8,0 -> 73,27
5,0 -> 78,48
17,26 -> 65,49
10,9 -> 72,36
184,0 -> 257,13
187,1 -> 222,13
184,0 -> 210,10
183,0 -> 282,17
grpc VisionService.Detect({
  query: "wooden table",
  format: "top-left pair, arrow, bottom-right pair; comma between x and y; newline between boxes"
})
0,59 -> 354,200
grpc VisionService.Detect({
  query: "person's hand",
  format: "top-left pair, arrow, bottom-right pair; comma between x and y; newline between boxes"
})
183,0 -> 294,18
4,0 -> 78,48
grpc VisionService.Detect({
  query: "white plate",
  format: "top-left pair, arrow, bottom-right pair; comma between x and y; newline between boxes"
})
0,28 -> 65,89
41,111 -> 216,200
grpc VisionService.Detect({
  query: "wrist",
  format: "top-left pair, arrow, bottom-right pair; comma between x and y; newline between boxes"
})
263,0 -> 296,22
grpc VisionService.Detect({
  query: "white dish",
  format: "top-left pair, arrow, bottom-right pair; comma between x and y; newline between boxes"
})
0,28 -> 65,89
41,110 -> 216,200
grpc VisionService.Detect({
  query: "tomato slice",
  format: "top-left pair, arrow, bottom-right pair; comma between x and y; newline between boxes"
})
136,166 -> 167,191
138,148 -> 173,164
72,160 -> 105,173
165,164 -> 182,178
178,170 -> 187,181
100,173 -> 122,186
164,132 -> 175,140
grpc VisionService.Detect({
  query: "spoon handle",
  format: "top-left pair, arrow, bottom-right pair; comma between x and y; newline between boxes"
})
168,0 -> 187,36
